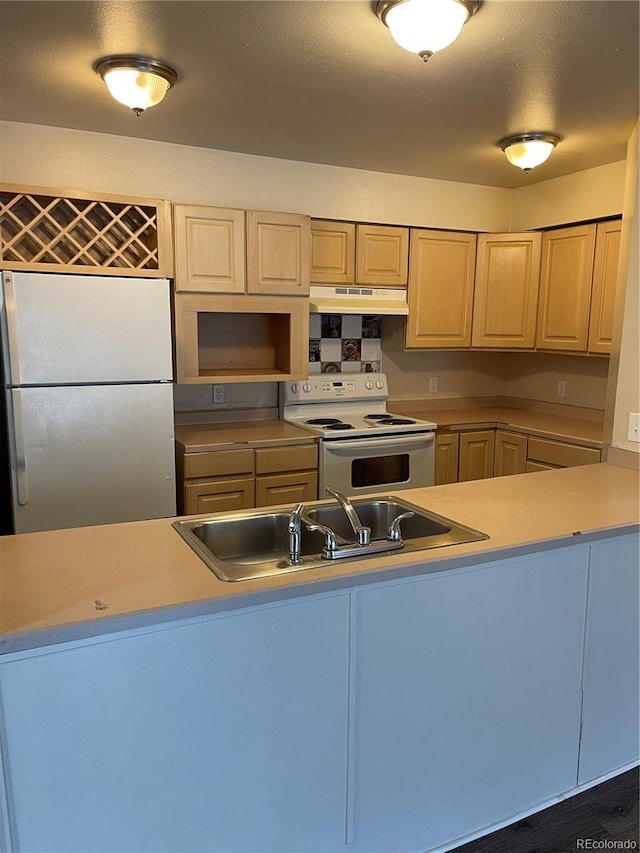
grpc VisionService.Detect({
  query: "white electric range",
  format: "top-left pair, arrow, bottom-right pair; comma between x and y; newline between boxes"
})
280,374 -> 437,497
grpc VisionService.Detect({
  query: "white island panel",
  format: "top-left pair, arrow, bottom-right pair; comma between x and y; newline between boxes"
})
349,547 -> 589,852
0,593 -> 350,853
578,532 -> 640,784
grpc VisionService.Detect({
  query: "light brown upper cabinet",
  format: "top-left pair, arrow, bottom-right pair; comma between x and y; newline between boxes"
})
310,220 -> 356,284
536,224 -> 597,351
246,210 -> 310,295
174,293 -> 308,384
310,220 -> 409,287
405,229 -> 477,348
174,205 -> 246,293
174,205 -> 310,296
588,220 -> 622,354
356,224 -> 409,286
472,232 -> 542,348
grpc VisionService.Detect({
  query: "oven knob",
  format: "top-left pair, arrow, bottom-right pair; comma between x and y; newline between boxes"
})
375,379 -> 384,389
302,382 -> 311,392
291,383 -> 299,393
365,380 -> 373,390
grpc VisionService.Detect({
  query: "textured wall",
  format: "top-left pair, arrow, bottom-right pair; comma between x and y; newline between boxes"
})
0,121 -> 513,232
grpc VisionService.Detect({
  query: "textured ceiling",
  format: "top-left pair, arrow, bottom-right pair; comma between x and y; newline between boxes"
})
0,0 -> 638,188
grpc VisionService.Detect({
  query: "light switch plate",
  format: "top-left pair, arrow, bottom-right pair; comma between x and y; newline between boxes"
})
628,413 -> 640,443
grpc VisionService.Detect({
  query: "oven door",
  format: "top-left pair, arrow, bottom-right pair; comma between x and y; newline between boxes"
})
319,433 -> 435,497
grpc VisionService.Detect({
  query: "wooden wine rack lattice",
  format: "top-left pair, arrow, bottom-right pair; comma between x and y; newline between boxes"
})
0,189 -> 166,274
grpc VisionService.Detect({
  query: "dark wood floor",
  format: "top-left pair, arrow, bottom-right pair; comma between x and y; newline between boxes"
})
452,768 -> 639,853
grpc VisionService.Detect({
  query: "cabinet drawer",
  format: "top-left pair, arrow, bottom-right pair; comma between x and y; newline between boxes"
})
184,478 -> 255,515
525,460 -> 560,473
527,438 -> 600,468
256,471 -> 318,507
184,449 -> 254,479
255,444 -> 317,475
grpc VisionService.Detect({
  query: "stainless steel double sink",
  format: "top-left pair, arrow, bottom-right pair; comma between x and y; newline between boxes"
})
173,495 -> 488,582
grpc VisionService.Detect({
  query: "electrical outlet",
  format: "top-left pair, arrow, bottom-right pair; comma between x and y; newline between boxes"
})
212,384 -> 225,405
556,380 -> 566,398
429,377 -> 439,393
628,413 -> 640,443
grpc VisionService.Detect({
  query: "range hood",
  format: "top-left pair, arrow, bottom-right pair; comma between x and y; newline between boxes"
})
309,285 -> 409,315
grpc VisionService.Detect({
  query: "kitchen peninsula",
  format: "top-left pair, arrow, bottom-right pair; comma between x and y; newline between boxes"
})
0,463 -> 638,853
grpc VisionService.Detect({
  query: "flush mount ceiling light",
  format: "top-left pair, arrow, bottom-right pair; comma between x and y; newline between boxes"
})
376,0 -> 479,62
499,133 -> 561,173
94,56 -> 178,116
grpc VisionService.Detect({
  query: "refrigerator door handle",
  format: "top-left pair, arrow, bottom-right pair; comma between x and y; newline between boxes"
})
9,390 -> 29,506
2,272 -> 22,386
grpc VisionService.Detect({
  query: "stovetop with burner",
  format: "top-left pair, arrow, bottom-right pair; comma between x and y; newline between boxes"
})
280,374 -> 437,439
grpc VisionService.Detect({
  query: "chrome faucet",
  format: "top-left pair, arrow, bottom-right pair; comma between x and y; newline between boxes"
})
325,487 -> 371,546
287,503 -> 305,565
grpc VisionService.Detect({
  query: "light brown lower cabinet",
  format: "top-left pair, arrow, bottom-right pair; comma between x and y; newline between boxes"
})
494,430 -> 528,477
435,433 -> 460,485
526,437 -> 601,469
255,444 -> 318,506
184,478 -> 255,515
435,428 -> 600,484
177,442 -> 318,515
458,430 -> 496,482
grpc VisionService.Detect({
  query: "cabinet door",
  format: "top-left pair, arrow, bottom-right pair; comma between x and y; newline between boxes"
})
173,204 -> 246,294
458,429 -> 495,481
434,432 -> 459,484
494,430 -> 527,477
246,210 -> 310,295
578,534 -> 640,784
256,471 -> 318,507
355,224 -> 409,286
184,477 -> 254,514
405,229 -> 477,348
0,595 -> 350,853
536,224 -> 596,351
588,220 -> 622,354
472,232 -> 542,348
349,549 -> 588,851
310,220 -> 355,284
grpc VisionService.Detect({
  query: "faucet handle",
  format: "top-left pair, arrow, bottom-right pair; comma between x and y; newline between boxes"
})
356,526 -> 371,546
288,503 -> 304,533
387,511 -> 415,542
305,521 -> 338,554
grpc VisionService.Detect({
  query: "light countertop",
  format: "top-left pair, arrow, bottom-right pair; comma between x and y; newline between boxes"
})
175,420 -> 317,453
1,463 -> 638,655
389,405 -> 604,447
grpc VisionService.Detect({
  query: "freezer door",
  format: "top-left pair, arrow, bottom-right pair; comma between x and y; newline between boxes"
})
7,384 -> 176,533
2,272 -> 172,385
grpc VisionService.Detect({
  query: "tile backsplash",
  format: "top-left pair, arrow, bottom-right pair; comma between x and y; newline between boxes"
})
309,314 -> 382,374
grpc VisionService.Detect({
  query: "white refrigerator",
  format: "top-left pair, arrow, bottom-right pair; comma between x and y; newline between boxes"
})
1,271 -> 176,534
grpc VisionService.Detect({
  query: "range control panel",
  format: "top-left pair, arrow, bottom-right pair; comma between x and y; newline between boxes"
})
282,374 -> 388,403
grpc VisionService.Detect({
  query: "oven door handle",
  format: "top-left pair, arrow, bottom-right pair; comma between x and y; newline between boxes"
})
323,433 -> 435,454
